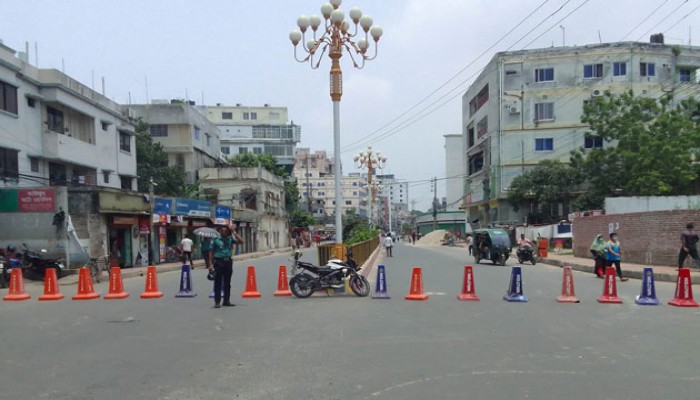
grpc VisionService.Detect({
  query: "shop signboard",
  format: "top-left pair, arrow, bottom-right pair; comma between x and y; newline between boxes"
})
214,205 -> 231,225
174,198 -> 211,217
139,217 -> 150,234
159,226 -> 166,262
0,189 -> 55,212
153,198 -> 172,215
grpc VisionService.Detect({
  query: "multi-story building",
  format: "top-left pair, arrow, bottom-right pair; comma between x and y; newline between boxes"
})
127,101 -> 222,184
461,38 -> 700,226
204,104 -> 301,170
444,134 -> 465,211
375,174 -> 409,232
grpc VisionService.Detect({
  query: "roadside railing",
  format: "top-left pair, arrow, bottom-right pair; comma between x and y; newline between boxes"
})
318,236 -> 380,267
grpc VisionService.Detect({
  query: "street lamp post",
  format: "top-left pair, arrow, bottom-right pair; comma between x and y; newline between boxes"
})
354,145 -> 387,227
290,0 -> 383,243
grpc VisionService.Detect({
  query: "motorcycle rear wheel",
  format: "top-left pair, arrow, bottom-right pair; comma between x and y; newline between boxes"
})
289,274 -> 315,298
349,275 -> 370,297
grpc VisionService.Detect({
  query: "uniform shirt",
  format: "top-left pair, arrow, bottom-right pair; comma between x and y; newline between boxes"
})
212,236 -> 235,259
201,238 -> 211,252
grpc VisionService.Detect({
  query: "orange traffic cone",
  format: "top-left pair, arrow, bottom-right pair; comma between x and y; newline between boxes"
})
140,266 -> 163,298
668,268 -> 699,307
405,267 -> 429,301
72,267 -> 100,300
39,268 -> 64,301
273,265 -> 292,296
242,266 -> 262,298
3,268 -> 31,301
457,265 -> 479,301
597,266 -> 622,304
556,266 -> 579,303
104,267 -> 130,300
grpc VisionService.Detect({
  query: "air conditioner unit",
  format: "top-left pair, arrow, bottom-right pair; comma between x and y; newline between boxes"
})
509,106 -> 520,114
592,89 -> 602,97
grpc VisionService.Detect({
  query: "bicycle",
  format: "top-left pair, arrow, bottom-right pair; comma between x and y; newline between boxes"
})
85,256 -> 109,283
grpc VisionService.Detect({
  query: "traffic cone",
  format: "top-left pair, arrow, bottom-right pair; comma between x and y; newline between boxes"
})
372,264 -> 391,299
140,266 -> 164,299
104,267 -> 129,299
635,267 -> 660,306
38,268 -> 64,301
405,267 -> 428,301
72,267 -> 100,300
668,268 -> 699,307
175,264 -> 197,298
503,266 -> 528,302
274,265 -> 292,296
3,268 -> 31,301
457,265 -> 479,301
556,266 -> 579,303
241,266 -> 261,298
597,266 -> 622,304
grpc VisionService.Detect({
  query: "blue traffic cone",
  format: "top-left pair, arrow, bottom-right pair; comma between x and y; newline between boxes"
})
635,267 -> 660,306
175,264 -> 197,298
503,266 -> 528,302
372,264 -> 391,299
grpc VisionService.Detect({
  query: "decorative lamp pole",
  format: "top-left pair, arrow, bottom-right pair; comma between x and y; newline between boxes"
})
354,145 -> 387,227
290,0 -> 383,243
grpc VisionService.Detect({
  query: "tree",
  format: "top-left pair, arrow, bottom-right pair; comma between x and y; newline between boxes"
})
570,91 -> 700,210
134,118 -> 190,196
507,160 -> 578,223
289,210 -> 315,229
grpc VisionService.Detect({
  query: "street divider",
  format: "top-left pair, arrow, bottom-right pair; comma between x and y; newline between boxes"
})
372,264 -> 390,299
104,267 -> 129,300
405,267 -> 428,301
39,268 -> 64,301
597,266 -> 622,304
72,267 -> 100,300
241,266 -> 261,298
273,265 -> 292,296
457,265 -> 479,301
3,268 -> 30,301
175,264 -> 197,298
635,267 -> 659,306
556,266 -> 579,303
668,268 -> 698,307
503,266 -> 528,302
140,266 -> 164,299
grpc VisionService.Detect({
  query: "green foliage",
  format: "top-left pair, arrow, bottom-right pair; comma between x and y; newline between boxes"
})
134,118 -> 190,196
227,153 -> 287,177
344,227 -> 380,245
289,210 -> 314,228
401,223 -> 412,236
507,160 -> 578,222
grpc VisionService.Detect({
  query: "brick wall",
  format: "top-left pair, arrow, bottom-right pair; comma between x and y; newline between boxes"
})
573,210 -> 700,267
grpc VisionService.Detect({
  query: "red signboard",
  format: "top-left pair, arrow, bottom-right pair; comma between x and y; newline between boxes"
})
18,189 -> 55,212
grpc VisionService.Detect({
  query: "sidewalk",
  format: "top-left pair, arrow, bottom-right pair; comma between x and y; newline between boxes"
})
538,251 -> 700,284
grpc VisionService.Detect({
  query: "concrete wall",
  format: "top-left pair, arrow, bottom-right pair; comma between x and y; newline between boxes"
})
605,196 -> 700,214
572,209 -> 700,267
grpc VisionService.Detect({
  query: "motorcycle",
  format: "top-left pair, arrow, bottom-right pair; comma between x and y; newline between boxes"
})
516,246 -> 538,265
19,243 -> 66,281
288,250 -> 370,298
0,247 -> 24,288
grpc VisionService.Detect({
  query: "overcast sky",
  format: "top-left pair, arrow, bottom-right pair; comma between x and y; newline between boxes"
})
3,0 -> 698,210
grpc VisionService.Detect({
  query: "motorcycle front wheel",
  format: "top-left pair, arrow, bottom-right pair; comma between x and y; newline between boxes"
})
289,274 -> 315,298
349,275 -> 370,297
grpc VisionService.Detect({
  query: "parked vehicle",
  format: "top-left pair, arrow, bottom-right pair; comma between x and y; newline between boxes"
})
516,246 -> 538,265
1,246 -> 26,287
19,243 -> 66,281
288,250 -> 370,298
471,229 -> 513,266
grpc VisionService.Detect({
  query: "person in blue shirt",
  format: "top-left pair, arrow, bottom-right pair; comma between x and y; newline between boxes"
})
605,233 -> 628,281
208,225 -> 244,308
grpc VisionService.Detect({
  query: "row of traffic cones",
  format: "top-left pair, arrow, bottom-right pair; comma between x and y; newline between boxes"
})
371,264 -> 698,307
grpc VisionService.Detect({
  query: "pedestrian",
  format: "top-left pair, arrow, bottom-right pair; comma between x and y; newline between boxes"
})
180,235 -> 194,266
201,237 -> 212,270
208,225 -> 245,308
590,234 -> 606,278
411,231 -> 417,245
466,234 -> 473,255
678,222 -> 700,270
383,234 -> 394,257
605,233 -> 628,281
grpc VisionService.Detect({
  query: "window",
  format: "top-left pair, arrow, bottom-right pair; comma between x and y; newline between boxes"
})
206,134 -> 211,146
222,112 -> 233,120
119,132 -> 131,152
221,147 -> 230,155
535,68 -> 554,82
640,62 -> 655,77
584,136 -> 603,149
345,200 -> 352,205
468,152 -> 484,175
253,148 -> 262,154
46,106 -> 64,132
101,121 -> 109,131
176,154 -> 185,168
352,182 -> 357,186
250,112 -> 257,120
477,116 -> 488,138
239,147 -> 248,154
120,176 -> 133,190
0,147 -> 19,180
534,102 -> 554,121
194,126 -> 200,140
102,170 -> 110,183
679,69 -> 692,83
0,81 -> 18,115
30,157 -> 39,172
149,124 -> 168,137
613,62 -> 627,76
27,97 -> 35,108
243,112 -> 250,120
535,138 -> 554,151
583,63 -> 603,78
353,191 -> 358,196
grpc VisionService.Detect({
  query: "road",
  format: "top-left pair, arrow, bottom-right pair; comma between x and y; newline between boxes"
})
1,243 -> 699,400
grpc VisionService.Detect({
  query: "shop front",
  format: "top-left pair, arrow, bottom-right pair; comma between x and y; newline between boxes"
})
174,198 -> 212,262
98,191 -> 150,268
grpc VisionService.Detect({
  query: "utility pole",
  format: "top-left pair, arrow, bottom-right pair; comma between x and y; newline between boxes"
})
148,177 -> 155,265
431,177 -> 438,231
305,153 -> 312,213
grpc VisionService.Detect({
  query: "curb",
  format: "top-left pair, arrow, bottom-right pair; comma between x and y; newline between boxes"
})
538,257 -> 683,284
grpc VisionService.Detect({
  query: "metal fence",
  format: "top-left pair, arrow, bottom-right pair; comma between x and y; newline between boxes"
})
318,236 -> 380,267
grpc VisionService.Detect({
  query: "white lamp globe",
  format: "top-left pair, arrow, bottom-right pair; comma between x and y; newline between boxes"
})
309,15 -> 322,30
359,15 -> 373,31
370,25 -> 383,41
297,15 -> 310,32
320,3 -> 334,19
349,7 -> 362,23
289,30 -> 302,45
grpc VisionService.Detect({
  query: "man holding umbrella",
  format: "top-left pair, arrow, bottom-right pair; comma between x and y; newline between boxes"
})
208,225 -> 244,308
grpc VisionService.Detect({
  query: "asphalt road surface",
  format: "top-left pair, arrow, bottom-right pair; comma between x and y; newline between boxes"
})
2,243 -> 699,400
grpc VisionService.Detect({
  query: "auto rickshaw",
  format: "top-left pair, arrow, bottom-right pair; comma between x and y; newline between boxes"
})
471,228 -> 513,266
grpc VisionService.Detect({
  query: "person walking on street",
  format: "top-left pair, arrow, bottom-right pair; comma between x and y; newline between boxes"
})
383,234 -> 394,257
208,225 -> 245,308
605,233 -> 628,281
678,223 -> 700,270
590,234 -> 606,278
466,234 -> 473,255
201,237 -> 212,270
180,235 -> 194,266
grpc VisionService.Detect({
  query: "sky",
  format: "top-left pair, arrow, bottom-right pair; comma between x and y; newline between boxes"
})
3,0 -> 699,210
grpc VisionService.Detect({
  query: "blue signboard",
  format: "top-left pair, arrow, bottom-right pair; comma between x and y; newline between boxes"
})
174,198 -> 211,217
153,198 -> 172,215
215,205 -> 231,219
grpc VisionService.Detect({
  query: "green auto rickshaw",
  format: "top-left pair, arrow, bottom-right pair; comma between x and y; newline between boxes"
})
471,228 -> 513,266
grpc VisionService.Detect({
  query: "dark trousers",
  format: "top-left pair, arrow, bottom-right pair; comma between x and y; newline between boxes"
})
591,250 -> 605,277
182,251 -> 193,265
678,247 -> 700,268
213,258 -> 233,305
386,246 -> 393,257
606,259 -> 623,278
202,250 -> 211,269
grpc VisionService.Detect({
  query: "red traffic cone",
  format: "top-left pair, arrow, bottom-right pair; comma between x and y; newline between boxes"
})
405,267 -> 429,301
597,266 -> 622,304
457,265 -> 479,301
39,268 -> 64,301
668,268 -> 699,307
140,266 -> 163,299
556,266 -> 579,303
104,267 -> 130,300
273,265 -> 292,296
3,269 -> 31,301
72,267 -> 100,300
242,266 -> 262,298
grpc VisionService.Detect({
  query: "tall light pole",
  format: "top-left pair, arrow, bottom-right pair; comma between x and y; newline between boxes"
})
290,0 -> 383,243
354,145 -> 386,227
